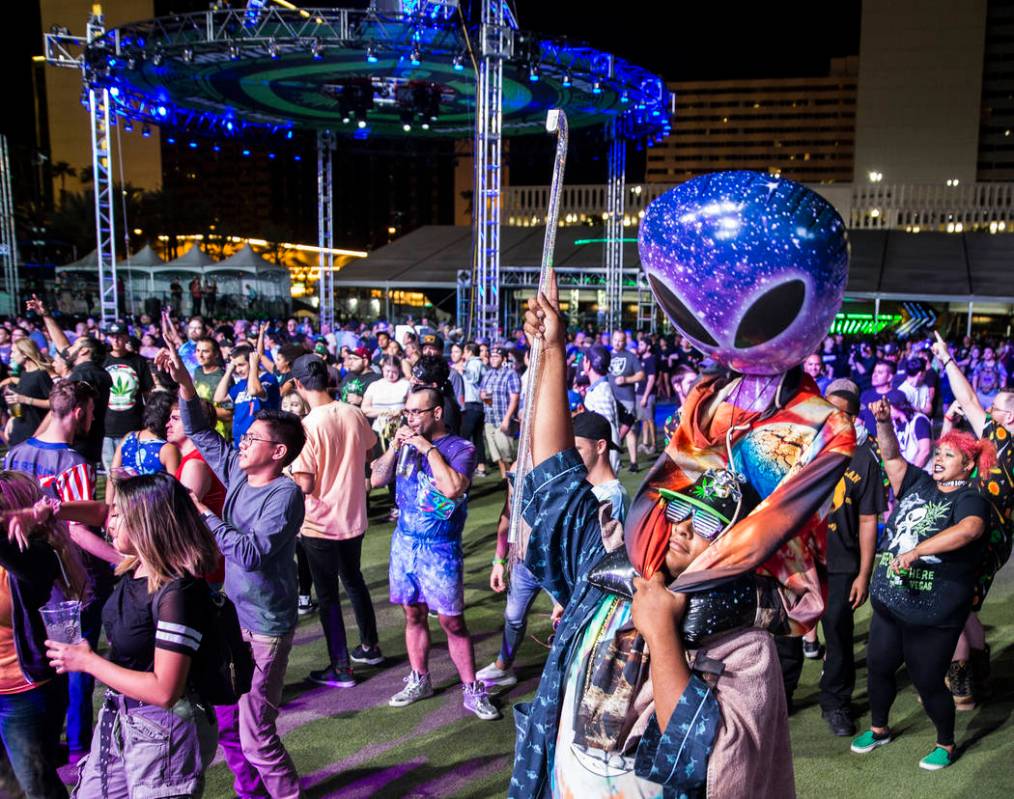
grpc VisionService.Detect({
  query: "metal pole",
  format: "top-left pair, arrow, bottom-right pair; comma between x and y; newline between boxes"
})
604,120 -> 626,331
316,130 -> 335,330
967,301 -> 974,338
472,0 -> 510,342
0,135 -> 19,315
508,110 -> 568,549
874,296 -> 881,329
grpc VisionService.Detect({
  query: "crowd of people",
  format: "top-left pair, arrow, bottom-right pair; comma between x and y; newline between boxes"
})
0,289 -> 1008,797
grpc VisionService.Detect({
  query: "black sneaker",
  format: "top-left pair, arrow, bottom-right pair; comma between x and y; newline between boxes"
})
802,639 -> 825,660
822,707 -> 856,737
628,464 -> 640,473
309,666 -> 355,688
350,644 -> 384,666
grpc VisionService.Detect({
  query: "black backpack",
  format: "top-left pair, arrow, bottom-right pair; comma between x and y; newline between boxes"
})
152,582 -> 254,706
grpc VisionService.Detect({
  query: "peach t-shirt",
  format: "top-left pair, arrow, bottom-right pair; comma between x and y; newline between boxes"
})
291,401 -> 378,540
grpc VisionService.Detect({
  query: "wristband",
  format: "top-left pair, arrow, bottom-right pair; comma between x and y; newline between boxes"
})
424,446 -> 436,458
942,358 -> 954,369
491,556 -> 508,567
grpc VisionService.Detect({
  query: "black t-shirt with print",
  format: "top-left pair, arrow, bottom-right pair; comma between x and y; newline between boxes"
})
8,369 -> 54,447
827,437 -> 886,574
104,353 -> 154,438
871,466 -> 988,627
635,352 -> 658,397
102,574 -> 210,673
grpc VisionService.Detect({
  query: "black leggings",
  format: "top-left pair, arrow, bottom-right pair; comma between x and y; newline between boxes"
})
867,603 -> 964,745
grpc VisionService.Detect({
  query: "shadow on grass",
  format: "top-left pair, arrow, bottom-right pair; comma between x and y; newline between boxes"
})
959,641 -> 1014,755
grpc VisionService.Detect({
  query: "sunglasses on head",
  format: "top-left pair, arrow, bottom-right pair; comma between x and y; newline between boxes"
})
658,490 -> 728,541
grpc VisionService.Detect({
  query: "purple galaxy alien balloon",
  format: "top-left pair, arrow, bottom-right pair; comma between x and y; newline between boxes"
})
638,171 -> 849,376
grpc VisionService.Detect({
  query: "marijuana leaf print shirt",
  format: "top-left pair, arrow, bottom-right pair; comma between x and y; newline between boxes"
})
871,465 -> 988,627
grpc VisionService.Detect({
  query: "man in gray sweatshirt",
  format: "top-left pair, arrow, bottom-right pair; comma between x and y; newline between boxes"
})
157,331 -> 307,799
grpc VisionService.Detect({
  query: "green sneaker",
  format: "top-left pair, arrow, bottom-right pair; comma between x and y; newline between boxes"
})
850,729 -> 893,753
919,746 -> 953,771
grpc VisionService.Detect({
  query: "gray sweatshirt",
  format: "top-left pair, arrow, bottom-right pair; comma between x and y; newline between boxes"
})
181,395 -> 304,637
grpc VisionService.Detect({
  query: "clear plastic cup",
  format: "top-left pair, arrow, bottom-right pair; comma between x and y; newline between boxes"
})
40,601 -> 83,644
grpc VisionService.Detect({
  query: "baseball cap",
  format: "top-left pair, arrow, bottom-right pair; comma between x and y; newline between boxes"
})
573,411 -> 621,451
905,357 -> 925,377
420,333 -> 444,351
106,322 -> 127,335
349,346 -> 371,360
290,353 -> 327,385
587,345 -> 611,375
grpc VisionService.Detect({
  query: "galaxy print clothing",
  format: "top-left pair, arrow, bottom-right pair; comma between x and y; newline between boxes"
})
973,417 -> 1014,608
510,449 -> 719,799
626,371 -> 855,634
388,530 -> 464,615
871,466 -> 988,628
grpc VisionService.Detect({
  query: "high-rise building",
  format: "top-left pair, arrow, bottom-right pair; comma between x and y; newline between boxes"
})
645,58 -> 858,184
853,0 -> 987,185
978,0 -> 1014,180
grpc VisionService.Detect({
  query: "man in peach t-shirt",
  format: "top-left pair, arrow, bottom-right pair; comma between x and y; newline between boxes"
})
288,354 -> 383,687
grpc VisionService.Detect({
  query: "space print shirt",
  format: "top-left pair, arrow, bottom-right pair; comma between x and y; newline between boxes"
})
871,466 -> 987,627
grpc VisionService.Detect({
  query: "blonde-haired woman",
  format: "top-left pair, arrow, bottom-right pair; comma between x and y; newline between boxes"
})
42,473 -> 221,798
0,471 -> 86,799
3,339 -> 54,446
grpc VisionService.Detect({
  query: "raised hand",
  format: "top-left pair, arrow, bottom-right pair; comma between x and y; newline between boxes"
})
931,331 -> 950,365
25,294 -> 47,317
522,269 -> 563,350
871,397 -> 892,424
161,309 -> 183,349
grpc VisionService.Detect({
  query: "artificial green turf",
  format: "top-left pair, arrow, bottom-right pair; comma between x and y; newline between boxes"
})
193,470 -> 1014,799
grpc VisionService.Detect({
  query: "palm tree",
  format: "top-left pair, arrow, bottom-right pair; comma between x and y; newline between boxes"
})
51,161 -> 76,203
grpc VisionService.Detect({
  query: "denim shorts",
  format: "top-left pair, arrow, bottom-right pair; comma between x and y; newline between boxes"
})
389,528 -> 464,615
72,690 -> 218,799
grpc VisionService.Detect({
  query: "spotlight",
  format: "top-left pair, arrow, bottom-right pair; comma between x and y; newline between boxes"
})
124,119 -> 133,132
212,144 -> 221,152
242,148 -> 251,156
410,46 -> 421,66
109,86 -> 120,98
293,154 -> 302,161
182,47 -> 194,63
286,129 -> 293,140
311,39 -> 324,60
268,40 -> 280,59
528,63 -> 540,83
152,49 -> 163,67
141,124 -> 151,137
402,123 -> 411,132
156,105 -> 168,118
452,54 -> 464,71
357,119 -> 367,129
342,114 -> 350,124
562,72 -> 572,88
400,110 -> 413,132
188,140 -> 198,149
366,46 -> 378,64
127,56 -> 137,70
229,44 -> 240,60
592,81 -> 602,94
225,120 -> 234,132
620,90 -> 629,104
166,136 -> 176,144
268,152 -> 276,159
107,56 -> 118,68
421,121 -> 430,130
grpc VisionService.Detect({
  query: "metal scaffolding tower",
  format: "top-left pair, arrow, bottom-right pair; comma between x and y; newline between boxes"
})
45,8 -> 118,325
0,136 -> 19,316
635,271 -> 657,333
317,130 -> 336,330
604,119 -> 626,332
472,0 -> 513,341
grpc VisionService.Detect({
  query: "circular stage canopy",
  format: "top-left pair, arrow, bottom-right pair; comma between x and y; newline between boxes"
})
84,5 -> 672,143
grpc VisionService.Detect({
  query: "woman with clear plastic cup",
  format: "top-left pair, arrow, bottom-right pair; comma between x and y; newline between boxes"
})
0,471 -> 87,799
41,473 -> 221,798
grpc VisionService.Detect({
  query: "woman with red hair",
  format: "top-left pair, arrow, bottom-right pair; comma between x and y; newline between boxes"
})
853,398 -> 994,771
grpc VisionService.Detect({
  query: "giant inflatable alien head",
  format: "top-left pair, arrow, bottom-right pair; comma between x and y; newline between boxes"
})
638,171 -> 849,376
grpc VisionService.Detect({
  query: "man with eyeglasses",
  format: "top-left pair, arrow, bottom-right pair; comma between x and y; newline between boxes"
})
370,385 -> 498,720
159,335 -> 307,799
932,331 -> 1014,707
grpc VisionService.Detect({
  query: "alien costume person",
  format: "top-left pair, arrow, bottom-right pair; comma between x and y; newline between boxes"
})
509,172 -> 856,799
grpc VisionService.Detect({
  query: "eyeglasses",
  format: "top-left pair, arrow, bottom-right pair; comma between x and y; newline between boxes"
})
239,433 -> 281,447
662,494 -> 726,541
403,406 -> 437,418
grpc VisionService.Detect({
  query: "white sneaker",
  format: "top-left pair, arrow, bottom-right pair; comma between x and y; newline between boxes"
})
463,681 -> 500,720
475,661 -> 518,688
389,670 -> 434,707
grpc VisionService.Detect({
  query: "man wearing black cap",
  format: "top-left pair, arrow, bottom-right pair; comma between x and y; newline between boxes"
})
479,345 -> 521,479
899,356 -> 934,417
102,322 -> 154,473
582,345 -> 621,473
819,379 -> 886,735
421,333 -> 465,428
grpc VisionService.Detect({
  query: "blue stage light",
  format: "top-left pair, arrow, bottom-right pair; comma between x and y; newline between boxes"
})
268,152 -> 276,159
592,81 -> 602,94
562,73 -> 572,88
188,141 -> 198,149
124,120 -> 133,132
107,57 -> 117,68
620,91 -> 629,104
167,136 -> 176,144
286,129 -> 293,140
529,64 -> 540,83
410,47 -> 421,66
293,155 -> 302,161
212,144 -> 221,152
242,149 -> 251,156
366,47 -> 378,64
156,105 -> 168,118
142,124 -> 151,137
452,54 -> 464,71
109,86 -> 120,98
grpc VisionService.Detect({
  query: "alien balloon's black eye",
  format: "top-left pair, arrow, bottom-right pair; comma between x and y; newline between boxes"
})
647,274 -> 718,348
734,279 -> 805,349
